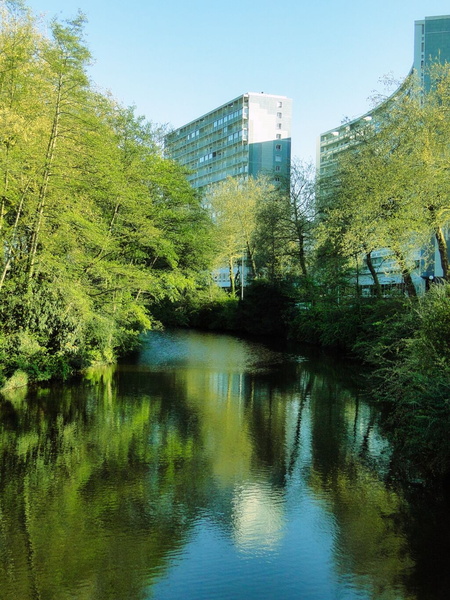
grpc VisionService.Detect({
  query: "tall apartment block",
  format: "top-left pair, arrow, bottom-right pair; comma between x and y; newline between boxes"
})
165,93 -> 292,191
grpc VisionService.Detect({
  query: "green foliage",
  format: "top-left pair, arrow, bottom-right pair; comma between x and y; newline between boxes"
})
316,66 -> 450,296
191,295 -> 240,331
236,280 -> 298,336
205,175 -> 275,293
0,2 -> 214,381
253,159 -> 316,283
291,284 -> 450,478
0,369 -> 28,392
374,285 -> 450,466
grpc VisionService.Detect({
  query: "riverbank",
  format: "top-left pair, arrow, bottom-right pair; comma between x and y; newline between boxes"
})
154,279 -> 450,488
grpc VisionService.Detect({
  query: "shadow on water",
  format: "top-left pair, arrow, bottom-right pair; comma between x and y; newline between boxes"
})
0,329 -> 449,599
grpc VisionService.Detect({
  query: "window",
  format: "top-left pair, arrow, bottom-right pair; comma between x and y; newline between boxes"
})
277,112 -> 282,118
277,101 -> 282,108
276,144 -> 281,150
276,123 -> 282,129
275,155 -> 282,162
275,166 -> 281,172
276,134 -> 281,140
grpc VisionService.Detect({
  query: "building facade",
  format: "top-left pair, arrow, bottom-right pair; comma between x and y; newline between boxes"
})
317,15 -> 450,295
166,93 -> 292,291
165,93 -> 292,191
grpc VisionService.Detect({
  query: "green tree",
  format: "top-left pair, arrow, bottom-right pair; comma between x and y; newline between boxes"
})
206,175 -> 273,294
316,80 -> 427,298
254,159 -> 316,285
317,65 -> 450,299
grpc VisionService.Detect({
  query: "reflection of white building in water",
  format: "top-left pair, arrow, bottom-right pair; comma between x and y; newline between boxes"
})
318,15 -> 450,295
232,482 -> 286,553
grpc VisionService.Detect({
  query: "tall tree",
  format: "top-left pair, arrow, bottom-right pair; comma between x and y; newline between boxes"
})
206,175 -> 273,293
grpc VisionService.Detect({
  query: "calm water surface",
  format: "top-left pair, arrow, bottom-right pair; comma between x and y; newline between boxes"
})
1,329 -> 449,600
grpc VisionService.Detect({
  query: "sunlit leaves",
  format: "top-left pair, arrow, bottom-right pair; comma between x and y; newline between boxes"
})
0,2 -> 213,378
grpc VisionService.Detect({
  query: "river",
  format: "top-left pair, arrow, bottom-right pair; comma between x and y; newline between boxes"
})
0,329 -> 449,600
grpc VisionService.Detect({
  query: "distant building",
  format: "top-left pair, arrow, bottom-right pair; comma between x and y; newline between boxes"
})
415,15 -> 450,89
166,93 -> 292,291
165,93 -> 292,191
317,15 -> 450,295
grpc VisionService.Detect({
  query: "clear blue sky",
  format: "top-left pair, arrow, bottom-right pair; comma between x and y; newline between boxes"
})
24,0 -> 450,163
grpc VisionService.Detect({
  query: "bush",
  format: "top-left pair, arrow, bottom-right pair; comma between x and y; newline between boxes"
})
236,280 -> 298,336
372,283 -> 450,478
0,369 -> 28,392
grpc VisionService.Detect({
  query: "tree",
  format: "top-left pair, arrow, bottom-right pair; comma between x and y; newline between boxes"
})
318,64 -> 450,299
316,75 -> 449,298
253,160 -> 316,287
206,175 -> 274,294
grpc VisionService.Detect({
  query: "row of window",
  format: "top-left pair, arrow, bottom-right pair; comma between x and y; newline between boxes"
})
178,127 -> 284,153
227,130 -> 246,142
186,110 -> 283,141
187,130 -> 200,141
176,122 -> 285,149
213,108 -> 245,128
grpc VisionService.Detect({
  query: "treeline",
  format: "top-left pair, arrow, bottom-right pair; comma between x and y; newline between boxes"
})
0,2 -> 213,387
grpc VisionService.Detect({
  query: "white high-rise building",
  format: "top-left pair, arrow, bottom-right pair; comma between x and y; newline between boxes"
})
165,93 -> 292,191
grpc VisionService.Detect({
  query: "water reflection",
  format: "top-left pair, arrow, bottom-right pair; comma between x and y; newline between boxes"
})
232,481 -> 286,553
0,329 -> 448,599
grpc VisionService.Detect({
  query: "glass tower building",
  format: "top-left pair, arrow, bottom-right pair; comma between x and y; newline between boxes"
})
415,15 -> 450,89
165,93 -> 292,191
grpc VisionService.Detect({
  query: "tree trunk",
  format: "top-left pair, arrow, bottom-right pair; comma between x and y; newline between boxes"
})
435,225 -> 449,280
365,252 -> 382,298
395,250 -> 417,297
246,242 -> 257,279
228,257 -> 235,295
297,231 -> 307,277
0,187 -> 28,290
27,73 -> 63,283
293,195 -> 308,277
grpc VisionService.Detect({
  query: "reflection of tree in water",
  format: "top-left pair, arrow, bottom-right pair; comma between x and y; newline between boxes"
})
0,367 -> 214,600
224,345 -> 419,600
302,367 -> 418,600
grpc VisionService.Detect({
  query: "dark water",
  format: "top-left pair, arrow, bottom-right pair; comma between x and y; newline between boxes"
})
0,329 -> 449,600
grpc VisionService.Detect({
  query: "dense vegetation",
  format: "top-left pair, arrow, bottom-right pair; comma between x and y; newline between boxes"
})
0,2 -> 213,387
